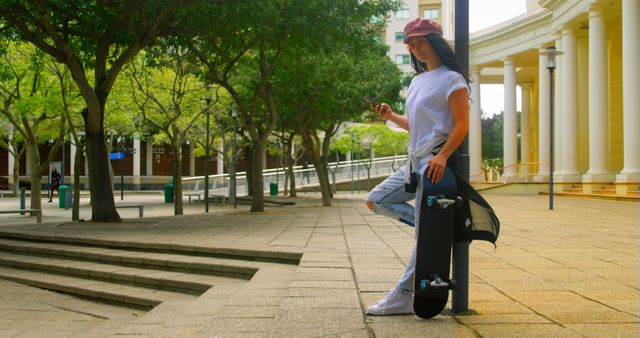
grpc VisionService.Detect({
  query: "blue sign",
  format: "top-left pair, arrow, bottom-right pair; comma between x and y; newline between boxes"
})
109,151 -> 124,160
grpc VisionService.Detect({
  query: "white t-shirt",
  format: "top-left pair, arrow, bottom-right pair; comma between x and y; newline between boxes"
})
405,66 -> 469,171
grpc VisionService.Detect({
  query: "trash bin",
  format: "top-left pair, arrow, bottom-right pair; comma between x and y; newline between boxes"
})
58,185 -> 66,208
64,185 -> 73,210
269,182 -> 278,196
163,183 -> 174,203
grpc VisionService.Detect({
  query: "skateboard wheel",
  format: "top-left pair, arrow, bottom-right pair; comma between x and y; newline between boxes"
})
455,196 -> 463,207
449,280 -> 457,290
419,279 -> 428,290
427,196 -> 436,207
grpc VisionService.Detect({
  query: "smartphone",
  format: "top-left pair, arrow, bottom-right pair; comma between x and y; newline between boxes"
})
364,96 -> 378,106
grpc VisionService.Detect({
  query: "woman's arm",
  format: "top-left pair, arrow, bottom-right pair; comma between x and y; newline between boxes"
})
374,103 -> 409,131
426,88 -> 469,183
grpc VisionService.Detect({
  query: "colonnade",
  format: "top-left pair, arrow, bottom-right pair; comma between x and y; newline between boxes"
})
468,1 -> 639,190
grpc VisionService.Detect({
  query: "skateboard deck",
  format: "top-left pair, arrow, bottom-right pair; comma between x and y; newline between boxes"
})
413,166 -> 458,319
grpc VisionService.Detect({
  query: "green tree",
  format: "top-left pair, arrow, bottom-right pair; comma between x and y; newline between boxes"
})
1,0 -> 198,222
126,47 -> 216,215
191,0 -> 400,210
274,45 -> 402,206
482,112 -> 503,161
0,42 -> 66,213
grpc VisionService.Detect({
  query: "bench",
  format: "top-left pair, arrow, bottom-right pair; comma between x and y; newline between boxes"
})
115,204 -> 144,218
183,182 -> 202,204
210,194 -> 227,205
0,209 -> 42,223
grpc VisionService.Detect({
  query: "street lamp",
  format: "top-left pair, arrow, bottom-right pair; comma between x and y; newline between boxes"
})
231,107 -> 238,209
204,91 -> 212,213
540,46 -> 563,210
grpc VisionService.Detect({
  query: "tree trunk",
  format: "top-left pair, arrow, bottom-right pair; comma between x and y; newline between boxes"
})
250,141 -> 265,212
85,129 -> 120,222
244,145 -> 254,197
172,143 -> 184,216
298,128 -> 331,206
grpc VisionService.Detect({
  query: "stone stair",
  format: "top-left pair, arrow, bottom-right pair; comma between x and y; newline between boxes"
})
0,232 -> 301,310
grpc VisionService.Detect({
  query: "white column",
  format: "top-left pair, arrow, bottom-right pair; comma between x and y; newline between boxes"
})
442,0 -> 454,40
133,133 -> 141,189
145,139 -> 153,176
584,7 -> 614,183
558,26 -> 581,181
70,141 -> 76,177
7,141 -> 14,186
616,0 -> 640,188
216,140 -> 224,175
501,57 -> 521,182
521,83 -> 532,179
25,146 -> 31,175
189,143 -> 196,176
535,47 -> 550,181
554,35 -> 563,178
263,148 -> 267,170
469,66 -> 483,182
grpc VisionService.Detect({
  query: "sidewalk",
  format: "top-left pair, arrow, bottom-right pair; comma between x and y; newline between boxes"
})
0,192 -> 637,337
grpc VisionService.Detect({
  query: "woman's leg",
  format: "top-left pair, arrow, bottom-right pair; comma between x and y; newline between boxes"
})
394,177 -> 423,293
364,166 -> 416,226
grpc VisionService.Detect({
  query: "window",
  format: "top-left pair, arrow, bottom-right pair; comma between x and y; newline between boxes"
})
395,32 -> 405,42
423,8 -> 439,20
395,8 -> 410,19
395,54 -> 410,65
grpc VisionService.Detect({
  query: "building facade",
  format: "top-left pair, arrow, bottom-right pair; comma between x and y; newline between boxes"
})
386,0 -> 638,196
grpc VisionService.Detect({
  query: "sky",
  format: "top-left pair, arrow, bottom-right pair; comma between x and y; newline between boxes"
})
469,0 -> 528,117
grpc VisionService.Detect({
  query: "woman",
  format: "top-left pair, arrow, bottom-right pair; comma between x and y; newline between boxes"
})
364,18 -> 470,316
49,167 -> 61,203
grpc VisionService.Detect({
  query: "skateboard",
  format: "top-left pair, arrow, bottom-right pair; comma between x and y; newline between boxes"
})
413,166 -> 460,319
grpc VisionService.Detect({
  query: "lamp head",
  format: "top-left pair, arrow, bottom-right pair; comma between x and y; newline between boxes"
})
541,46 -> 564,70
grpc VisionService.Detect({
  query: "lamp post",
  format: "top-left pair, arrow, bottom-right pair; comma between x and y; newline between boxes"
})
231,107 -> 238,209
540,46 -> 563,210
350,133 -> 354,194
356,135 -> 360,192
204,93 -> 211,213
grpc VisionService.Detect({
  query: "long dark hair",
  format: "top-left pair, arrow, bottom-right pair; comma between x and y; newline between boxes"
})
410,33 -> 470,87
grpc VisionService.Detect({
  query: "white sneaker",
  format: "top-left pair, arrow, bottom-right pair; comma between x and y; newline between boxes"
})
366,288 -> 414,315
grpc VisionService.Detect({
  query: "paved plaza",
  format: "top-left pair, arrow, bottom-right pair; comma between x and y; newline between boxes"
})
0,191 -> 637,337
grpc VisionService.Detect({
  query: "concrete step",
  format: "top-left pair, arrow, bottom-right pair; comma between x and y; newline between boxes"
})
0,251 -> 242,293
0,230 -> 302,264
0,266 -> 195,308
0,238 -> 261,279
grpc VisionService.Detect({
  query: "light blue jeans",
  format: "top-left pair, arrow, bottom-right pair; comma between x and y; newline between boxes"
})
364,166 -> 422,293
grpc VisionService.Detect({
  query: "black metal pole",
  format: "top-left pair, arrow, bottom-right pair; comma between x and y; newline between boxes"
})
120,151 -> 124,200
350,134 -> 354,194
232,110 -> 238,209
549,68 -> 555,210
356,136 -> 360,192
205,101 -> 210,213
452,0 -> 470,315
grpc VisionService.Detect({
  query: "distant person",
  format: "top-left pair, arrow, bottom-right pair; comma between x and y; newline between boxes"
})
302,160 -> 310,184
49,168 -> 61,203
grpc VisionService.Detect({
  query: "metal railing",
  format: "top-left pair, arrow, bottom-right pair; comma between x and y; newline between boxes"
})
181,155 -> 408,197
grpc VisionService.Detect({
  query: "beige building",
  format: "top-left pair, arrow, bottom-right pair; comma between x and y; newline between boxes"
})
385,0 -> 638,197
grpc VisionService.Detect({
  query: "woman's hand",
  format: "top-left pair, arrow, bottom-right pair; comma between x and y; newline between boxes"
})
427,153 -> 448,183
374,103 -> 393,120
